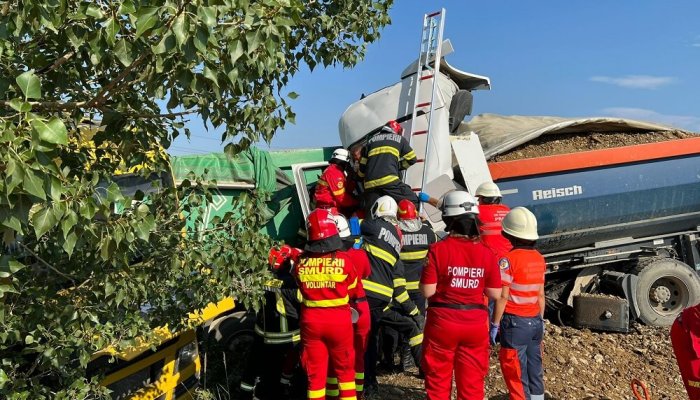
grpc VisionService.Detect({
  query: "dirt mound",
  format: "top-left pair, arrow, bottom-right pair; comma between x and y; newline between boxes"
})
490,130 -> 696,162
377,321 -> 685,399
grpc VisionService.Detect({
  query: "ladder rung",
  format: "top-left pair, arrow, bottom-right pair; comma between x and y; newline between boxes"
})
412,188 -> 422,192
416,102 -> 431,108
412,130 -> 428,135
420,74 -> 434,81
416,159 -> 425,163
427,11 -> 441,17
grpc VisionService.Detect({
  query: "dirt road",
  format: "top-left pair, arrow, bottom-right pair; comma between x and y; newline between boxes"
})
377,322 -> 685,400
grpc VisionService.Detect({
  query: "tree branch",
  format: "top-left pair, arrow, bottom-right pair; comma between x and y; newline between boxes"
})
37,50 -> 77,75
19,242 -> 76,285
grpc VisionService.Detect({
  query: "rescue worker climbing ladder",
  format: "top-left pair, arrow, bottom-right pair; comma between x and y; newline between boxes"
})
492,207 -> 547,400
294,209 -> 358,400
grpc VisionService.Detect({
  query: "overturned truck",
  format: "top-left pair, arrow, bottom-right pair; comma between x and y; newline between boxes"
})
335,40 -> 700,331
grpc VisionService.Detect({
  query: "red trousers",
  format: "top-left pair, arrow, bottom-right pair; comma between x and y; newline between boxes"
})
421,308 -> 490,400
301,307 -> 356,400
671,315 -> 700,399
327,300 -> 370,398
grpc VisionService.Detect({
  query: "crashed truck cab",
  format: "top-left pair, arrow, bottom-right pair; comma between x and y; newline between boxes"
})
292,39 -> 700,332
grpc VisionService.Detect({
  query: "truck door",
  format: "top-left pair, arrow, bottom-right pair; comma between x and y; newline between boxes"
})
291,161 -> 329,220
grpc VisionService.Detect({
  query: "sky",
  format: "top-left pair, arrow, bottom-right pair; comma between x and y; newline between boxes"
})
168,1 -> 700,156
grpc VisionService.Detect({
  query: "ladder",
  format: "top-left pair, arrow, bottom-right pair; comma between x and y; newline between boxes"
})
404,8 -> 446,212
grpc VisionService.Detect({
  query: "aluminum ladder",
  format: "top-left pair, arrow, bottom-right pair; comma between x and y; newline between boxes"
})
404,8 -> 446,212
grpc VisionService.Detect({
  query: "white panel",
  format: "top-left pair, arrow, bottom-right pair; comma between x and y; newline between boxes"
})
451,133 -> 492,194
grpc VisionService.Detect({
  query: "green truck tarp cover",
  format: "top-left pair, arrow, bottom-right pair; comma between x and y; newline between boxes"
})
171,146 -> 333,245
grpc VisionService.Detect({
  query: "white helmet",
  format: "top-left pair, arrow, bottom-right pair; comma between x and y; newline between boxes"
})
371,196 -> 398,220
331,148 -> 350,163
440,191 -> 479,217
475,181 -> 502,198
502,207 -> 539,241
330,213 -> 351,238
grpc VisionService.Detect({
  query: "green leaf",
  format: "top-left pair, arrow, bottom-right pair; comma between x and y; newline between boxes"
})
32,206 -> 58,238
25,335 -> 34,345
230,40 -> 244,64
86,4 -> 104,19
31,117 -> 68,145
106,182 -> 124,202
118,0 -> 136,14
16,71 -> 41,99
172,14 -> 187,48
199,7 -> 217,27
203,66 -> 219,87
246,30 -> 262,53
63,231 -> 77,256
23,169 -> 46,200
135,6 -> 159,38
61,210 -> 78,238
8,98 -> 31,112
49,177 -> 62,201
288,91 -> 299,100
105,17 -> 119,46
114,40 -> 134,66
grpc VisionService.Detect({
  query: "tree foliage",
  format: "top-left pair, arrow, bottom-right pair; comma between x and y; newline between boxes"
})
0,0 -> 393,397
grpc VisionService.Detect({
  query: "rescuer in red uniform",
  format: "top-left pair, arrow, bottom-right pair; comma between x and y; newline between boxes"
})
294,209 -> 358,400
492,207 -> 546,400
420,190 -> 502,400
475,181 -> 513,258
358,120 -> 419,215
671,302 -> 700,399
326,213 -> 372,399
315,148 -> 360,217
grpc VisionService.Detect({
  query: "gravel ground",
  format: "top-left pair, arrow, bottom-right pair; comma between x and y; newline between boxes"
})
490,130 -> 696,162
376,321 -> 685,400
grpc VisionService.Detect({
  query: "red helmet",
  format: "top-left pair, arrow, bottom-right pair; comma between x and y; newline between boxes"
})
397,199 -> 418,220
382,120 -> 403,135
268,244 -> 303,270
306,208 -> 339,241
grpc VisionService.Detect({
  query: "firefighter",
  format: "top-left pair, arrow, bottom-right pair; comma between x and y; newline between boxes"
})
358,120 -> 419,215
315,148 -> 360,217
294,208 -> 358,400
670,302 -> 700,399
240,244 -> 303,400
491,207 -> 546,400
475,181 -> 513,258
420,190 -> 502,400
382,199 -> 438,372
327,213 -> 372,399
360,196 -> 424,398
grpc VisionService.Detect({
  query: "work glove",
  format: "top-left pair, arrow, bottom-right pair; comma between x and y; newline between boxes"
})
412,314 -> 425,330
418,192 -> 431,203
489,322 -> 499,346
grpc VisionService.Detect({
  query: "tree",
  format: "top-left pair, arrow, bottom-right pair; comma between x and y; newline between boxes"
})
0,0 -> 393,397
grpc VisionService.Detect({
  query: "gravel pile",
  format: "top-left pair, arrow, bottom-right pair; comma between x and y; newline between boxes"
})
490,130 -> 696,162
377,321 -> 685,399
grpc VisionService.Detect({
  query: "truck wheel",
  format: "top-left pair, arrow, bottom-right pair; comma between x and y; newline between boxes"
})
633,258 -> 700,326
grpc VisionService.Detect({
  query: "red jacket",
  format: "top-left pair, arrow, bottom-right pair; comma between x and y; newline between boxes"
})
314,163 -> 359,212
478,203 -> 513,258
345,248 -> 371,299
294,251 -> 358,309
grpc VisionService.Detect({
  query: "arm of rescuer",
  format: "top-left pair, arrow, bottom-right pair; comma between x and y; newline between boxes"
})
345,253 -> 359,301
393,259 -> 420,316
357,143 -> 368,180
420,247 -> 438,299
491,256 -> 512,326
399,135 -> 417,170
538,284 -> 545,319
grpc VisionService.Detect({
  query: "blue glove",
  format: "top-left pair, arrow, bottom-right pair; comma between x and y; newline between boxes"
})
418,192 -> 431,202
489,322 -> 499,346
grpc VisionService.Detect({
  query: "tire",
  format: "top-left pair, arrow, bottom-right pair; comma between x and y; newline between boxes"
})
633,258 -> 700,326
